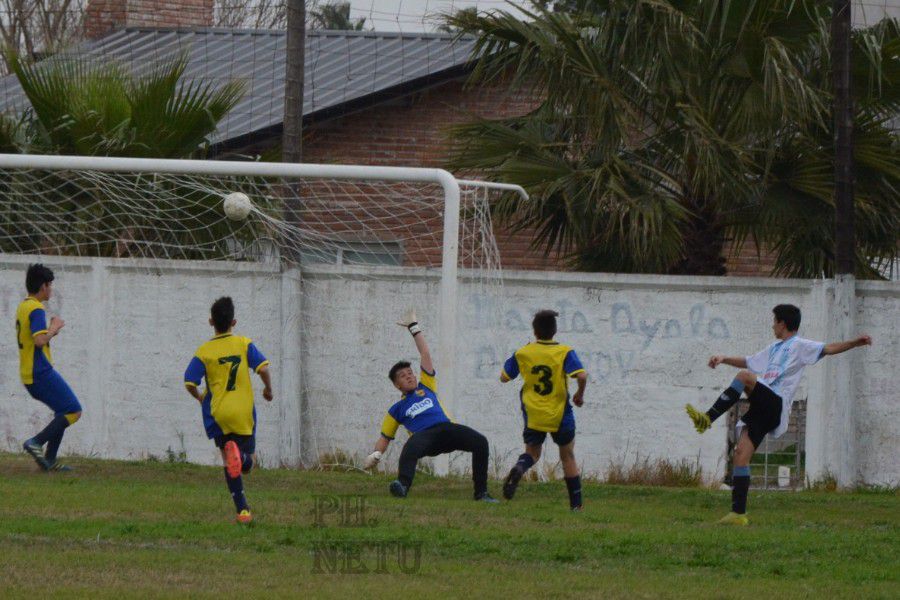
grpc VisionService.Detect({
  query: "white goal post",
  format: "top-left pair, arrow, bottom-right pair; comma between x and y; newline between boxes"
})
0,153 -> 526,462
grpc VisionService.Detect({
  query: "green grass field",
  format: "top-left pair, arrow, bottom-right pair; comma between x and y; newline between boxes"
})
1,453 -> 897,599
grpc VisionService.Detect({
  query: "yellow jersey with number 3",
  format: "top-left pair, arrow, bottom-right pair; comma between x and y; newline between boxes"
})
502,341 -> 585,432
184,333 -> 269,437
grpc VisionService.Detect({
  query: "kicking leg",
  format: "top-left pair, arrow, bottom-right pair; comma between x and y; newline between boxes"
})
686,370 -> 757,433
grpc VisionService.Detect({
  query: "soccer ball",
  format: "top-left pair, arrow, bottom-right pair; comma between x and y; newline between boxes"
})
223,192 -> 252,221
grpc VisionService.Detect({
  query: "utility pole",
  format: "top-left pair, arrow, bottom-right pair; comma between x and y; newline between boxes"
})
283,0 -> 306,163
810,0 -> 858,490
832,0 -> 854,274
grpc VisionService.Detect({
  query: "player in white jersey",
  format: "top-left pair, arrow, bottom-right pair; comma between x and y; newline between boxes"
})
685,304 -> 871,525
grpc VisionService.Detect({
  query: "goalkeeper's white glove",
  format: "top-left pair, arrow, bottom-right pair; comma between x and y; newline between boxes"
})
364,450 -> 382,469
397,308 -> 421,336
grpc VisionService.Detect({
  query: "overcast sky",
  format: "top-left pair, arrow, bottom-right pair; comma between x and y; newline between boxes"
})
344,0 -> 899,32
344,0 -> 529,32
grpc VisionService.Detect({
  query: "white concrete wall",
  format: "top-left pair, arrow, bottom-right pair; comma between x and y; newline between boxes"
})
853,281 -> 900,486
300,269 -> 830,483
1,255 -> 897,485
0,255 -> 302,467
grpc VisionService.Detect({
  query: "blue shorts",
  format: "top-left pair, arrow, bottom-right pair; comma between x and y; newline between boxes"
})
520,399 -> 575,447
25,370 -> 82,416
214,433 -> 256,455
523,427 -> 575,447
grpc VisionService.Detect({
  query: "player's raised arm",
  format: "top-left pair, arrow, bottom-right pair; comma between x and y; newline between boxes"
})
397,308 -> 433,373
708,355 -> 748,369
822,335 -> 872,356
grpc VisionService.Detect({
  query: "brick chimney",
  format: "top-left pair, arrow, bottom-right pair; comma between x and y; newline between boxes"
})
85,0 -> 214,39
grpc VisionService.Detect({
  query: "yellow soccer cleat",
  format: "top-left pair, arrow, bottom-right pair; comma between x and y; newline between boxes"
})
717,512 -> 749,526
685,404 -> 711,434
236,509 -> 253,524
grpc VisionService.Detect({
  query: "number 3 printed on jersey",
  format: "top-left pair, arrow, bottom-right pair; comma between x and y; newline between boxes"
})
531,365 -> 553,396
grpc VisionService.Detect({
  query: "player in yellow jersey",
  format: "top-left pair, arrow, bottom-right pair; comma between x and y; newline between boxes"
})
184,297 -> 273,524
500,310 -> 587,510
17,264 -> 82,472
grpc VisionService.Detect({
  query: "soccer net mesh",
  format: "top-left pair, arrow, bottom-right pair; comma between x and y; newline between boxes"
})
0,158 -> 517,472
0,168 -> 502,271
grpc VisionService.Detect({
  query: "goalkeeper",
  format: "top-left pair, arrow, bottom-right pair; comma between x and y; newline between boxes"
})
364,309 -> 498,503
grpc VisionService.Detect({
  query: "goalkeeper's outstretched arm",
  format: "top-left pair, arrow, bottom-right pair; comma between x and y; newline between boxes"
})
398,308 -> 433,373
412,329 -> 433,374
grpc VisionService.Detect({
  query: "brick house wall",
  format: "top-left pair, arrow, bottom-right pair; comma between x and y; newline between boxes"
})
298,80 -> 788,275
298,77 -> 567,271
296,76 -> 793,275
724,239 -> 779,277
85,0 -> 213,39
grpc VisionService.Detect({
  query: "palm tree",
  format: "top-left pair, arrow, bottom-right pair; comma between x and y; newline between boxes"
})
7,50 -> 243,158
446,0 -> 899,277
308,2 -> 367,31
0,51 -> 252,259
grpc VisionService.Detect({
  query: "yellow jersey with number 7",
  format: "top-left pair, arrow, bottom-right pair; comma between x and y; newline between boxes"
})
184,333 -> 269,438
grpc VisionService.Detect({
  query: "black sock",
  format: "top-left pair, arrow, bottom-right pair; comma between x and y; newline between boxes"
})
241,453 -> 253,474
224,468 -> 249,512
45,429 -> 66,463
732,466 -> 751,514
514,453 -> 535,474
564,476 -> 582,509
33,414 -> 70,446
707,379 -> 744,422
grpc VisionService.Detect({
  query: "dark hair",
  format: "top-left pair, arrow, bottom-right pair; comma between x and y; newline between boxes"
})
773,304 -> 801,332
211,296 -> 235,333
532,309 -> 559,340
26,263 -> 54,295
389,361 -> 412,383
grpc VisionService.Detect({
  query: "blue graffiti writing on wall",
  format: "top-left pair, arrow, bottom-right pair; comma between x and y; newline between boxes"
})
610,302 -> 729,349
469,294 -> 593,334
